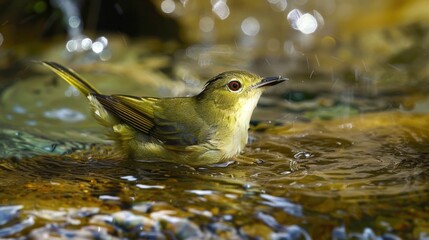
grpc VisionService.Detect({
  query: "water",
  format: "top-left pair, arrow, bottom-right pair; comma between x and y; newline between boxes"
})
1,1 -> 429,239
1,64 -> 428,238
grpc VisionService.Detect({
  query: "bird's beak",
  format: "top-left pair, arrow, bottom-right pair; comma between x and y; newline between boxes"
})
254,76 -> 288,89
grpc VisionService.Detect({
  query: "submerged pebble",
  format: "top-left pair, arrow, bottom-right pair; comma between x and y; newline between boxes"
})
28,224 -> 115,240
271,225 -> 311,240
348,227 -> 401,240
0,216 -> 34,238
161,217 -> 204,240
0,205 -> 22,225
27,208 -> 99,225
0,206 -> 34,238
207,222 -> 239,238
260,194 -> 303,217
240,223 -> 273,239
109,210 -> 205,239
150,210 -> 204,239
111,211 -> 159,232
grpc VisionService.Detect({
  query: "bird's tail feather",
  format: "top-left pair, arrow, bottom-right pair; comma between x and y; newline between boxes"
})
40,61 -> 101,96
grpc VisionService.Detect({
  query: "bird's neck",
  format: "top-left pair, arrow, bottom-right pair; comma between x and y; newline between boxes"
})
195,94 -> 261,157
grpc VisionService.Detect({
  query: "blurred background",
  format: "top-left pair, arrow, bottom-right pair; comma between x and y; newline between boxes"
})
1,0 -> 429,131
2,0 -> 429,80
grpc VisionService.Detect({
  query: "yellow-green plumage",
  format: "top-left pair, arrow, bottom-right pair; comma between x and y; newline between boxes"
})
41,61 -> 286,166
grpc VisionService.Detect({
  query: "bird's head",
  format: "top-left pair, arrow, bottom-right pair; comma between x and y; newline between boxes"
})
197,71 -> 287,111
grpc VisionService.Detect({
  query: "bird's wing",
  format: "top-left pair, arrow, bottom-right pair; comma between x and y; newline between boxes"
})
93,94 -> 158,135
97,94 -> 206,146
152,117 -> 201,146
95,94 -> 210,147
150,98 -> 209,146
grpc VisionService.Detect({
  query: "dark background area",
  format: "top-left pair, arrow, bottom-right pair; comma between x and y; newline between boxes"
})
0,0 -> 181,44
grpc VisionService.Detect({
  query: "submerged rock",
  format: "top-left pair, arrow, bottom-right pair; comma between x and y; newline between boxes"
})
0,205 -> 22,225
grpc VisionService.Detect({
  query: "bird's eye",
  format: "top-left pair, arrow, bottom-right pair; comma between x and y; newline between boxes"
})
227,80 -> 242,92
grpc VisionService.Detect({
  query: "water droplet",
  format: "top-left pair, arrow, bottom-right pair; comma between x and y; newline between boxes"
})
212,0 -> 230,20
267,0 -> 287,11
66,39 -> 78,52
199,16 -> 215,33
43,143 -> 58,153
287,9 -> 302,30
68,16 -> 81,28
96,36 -> 109,47
136,184 -> 165,189
99,49 -> 112,61
313,10 -> 324,27
296,13 -> 318,34
120,175 -> 137,181
91,41 -> 104,54
161,0 -> 176,14
241,17 -> 260,36
288,9 -> 318,34
99,195 -> 120,201
294,151 -> 313,159
186,190 -> 214,195
225,194 -> 237,199
81,38 -> 92,50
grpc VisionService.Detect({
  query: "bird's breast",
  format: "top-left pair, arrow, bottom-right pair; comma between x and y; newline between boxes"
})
211,95 -> 261,158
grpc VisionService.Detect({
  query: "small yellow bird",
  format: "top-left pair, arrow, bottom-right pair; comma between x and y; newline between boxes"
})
41,61 -> 287,166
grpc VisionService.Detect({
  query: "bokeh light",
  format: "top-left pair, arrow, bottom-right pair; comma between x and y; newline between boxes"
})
287,9 -> 319,34
267,0 -> 288,12
199,17 -> 215,33
33,1 -> 47,13
212,0 -> 230,20
91,42 -> 104,54
296,13 -> 317,34
161,0 -> 176,14
241,17 -> 260,36
68,16 -> 81,29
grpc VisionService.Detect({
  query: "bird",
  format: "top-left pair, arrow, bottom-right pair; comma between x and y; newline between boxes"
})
41,61 -> 287,166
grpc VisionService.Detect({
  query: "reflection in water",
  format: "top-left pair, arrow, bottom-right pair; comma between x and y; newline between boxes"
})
1,111 -> 428,238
